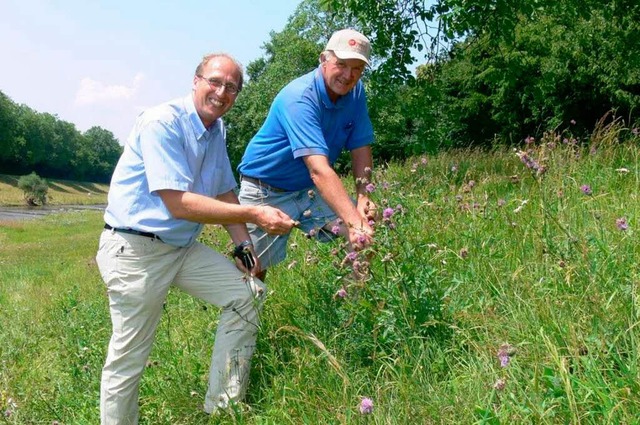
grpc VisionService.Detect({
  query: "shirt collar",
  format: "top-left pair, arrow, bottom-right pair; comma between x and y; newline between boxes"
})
185,93 -> 219,141
314,67 -> 347,110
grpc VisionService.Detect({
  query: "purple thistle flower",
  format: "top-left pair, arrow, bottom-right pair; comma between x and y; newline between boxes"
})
497,344 -> 513,368
580,185 -> 592,196
383,207 -> 395,219
345,251 -> 358,262
365,183 -> 376,193
331,225 -> 341,235
616,217 -> 629,231
336,288 -> 347,298
359,397 -> 374,414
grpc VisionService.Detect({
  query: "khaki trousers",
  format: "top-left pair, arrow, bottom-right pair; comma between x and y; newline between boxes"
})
96,229 -> 265,424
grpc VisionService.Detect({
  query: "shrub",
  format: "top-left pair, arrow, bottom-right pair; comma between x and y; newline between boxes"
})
17,172 -> 49,206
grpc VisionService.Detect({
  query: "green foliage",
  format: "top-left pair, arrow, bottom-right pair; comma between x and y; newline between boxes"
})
0,90 -> 121,182
17,172 -> 48,206
324,0 -> 640,148
437,4 -> 640,145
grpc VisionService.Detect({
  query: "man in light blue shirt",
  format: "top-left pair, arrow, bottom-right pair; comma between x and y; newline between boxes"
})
238,29 -> 377,282
96,53 -> 295,423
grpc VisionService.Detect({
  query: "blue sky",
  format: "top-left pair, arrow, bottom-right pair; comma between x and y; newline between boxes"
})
0,0 -> 303,144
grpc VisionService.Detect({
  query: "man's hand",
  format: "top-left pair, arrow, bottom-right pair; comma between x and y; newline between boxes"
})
255,206 -> 297,235
348,222 -> 374,251
357,196 -> 378,223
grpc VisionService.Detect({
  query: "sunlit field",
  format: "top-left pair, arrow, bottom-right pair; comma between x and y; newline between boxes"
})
1,121 -> 639,424
0,175 -> 108,206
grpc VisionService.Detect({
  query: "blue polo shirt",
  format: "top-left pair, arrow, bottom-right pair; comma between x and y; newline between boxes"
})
104,94 -> 237,247
237,66 -> 374,191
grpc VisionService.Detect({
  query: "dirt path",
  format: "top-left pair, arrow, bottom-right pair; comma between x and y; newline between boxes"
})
0,204 -> 105,221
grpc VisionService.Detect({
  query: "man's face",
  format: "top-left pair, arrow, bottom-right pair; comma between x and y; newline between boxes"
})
192,57 -> 241,127
321,54 -> 366,101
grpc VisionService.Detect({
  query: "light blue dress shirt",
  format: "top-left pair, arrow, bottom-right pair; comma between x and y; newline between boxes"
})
104,94 -> 236,247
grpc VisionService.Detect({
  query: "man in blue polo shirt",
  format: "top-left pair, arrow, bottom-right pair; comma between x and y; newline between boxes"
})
96,53 -> 295,423
237,29 -> 376,281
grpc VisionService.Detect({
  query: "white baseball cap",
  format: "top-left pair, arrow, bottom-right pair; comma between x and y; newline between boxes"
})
325,29 -> 371,66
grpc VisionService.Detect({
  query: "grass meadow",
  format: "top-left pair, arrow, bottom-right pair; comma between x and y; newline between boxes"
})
0,175 -> 109,206
1,121 -> 639,424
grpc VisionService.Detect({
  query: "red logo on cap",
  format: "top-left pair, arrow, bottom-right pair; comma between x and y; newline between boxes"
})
348,39 -> 357,46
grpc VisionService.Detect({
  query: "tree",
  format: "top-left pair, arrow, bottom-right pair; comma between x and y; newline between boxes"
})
324,0 -> 640,146
17,172 -> 48,206
79,127 -> 122,182
224,0 -> 354,166
0,91 -> 19,167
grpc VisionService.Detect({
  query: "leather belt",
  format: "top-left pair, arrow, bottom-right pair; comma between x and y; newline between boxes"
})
104,223 -> 162,241
241,175 -> 286,192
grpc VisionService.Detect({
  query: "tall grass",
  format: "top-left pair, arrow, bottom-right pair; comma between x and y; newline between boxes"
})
1,121 -> 639,424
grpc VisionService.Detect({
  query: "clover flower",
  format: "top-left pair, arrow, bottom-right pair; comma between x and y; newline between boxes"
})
359,397 -> 374,414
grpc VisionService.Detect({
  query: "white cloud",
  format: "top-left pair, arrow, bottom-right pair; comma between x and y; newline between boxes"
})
74,72 -> 145,105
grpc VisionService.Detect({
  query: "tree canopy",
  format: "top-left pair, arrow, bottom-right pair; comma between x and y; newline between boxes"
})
0,91 -> 122,182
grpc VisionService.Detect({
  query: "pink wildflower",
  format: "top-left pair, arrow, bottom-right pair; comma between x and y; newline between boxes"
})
359,397 -> 374,414
616,217 -> 629,231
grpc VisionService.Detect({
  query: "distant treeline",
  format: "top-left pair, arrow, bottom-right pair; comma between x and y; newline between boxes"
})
0,91 -> 122,183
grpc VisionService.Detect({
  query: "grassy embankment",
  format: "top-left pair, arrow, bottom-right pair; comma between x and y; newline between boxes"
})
1,121 -> 639,423
0,174 -> 109,207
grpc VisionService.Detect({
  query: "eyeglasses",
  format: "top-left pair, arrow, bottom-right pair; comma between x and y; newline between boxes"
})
196,75 -> 240,95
